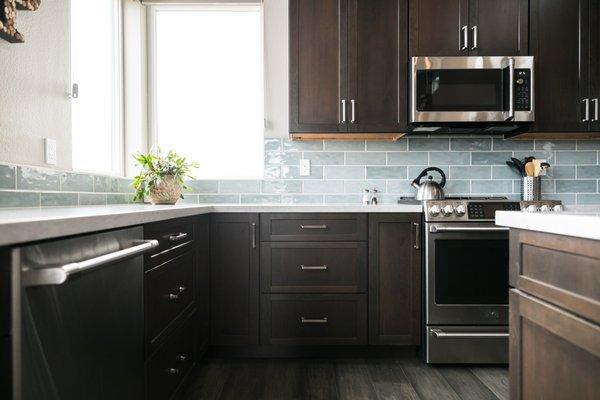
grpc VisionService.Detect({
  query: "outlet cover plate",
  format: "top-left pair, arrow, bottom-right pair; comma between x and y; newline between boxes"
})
45,138 -> 57,165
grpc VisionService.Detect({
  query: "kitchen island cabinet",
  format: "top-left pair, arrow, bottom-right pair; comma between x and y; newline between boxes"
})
498,211 -> 600,399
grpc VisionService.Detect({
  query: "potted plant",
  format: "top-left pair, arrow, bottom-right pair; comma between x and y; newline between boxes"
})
132,148 -> 198,205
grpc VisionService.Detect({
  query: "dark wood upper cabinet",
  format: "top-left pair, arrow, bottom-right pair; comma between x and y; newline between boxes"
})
409,0 -> 468,56
289,0 -> 347,132
347,0 -> 407,132
409,0 -> 527,56
369,214 -> 421,345
210,213 -> 260,346
530,0 -> 591,133
289,0 -> 407,134
468,0 -> 528,56
590,0 -> 600,132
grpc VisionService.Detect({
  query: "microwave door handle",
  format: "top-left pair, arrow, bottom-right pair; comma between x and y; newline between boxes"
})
505,58 -> 515,121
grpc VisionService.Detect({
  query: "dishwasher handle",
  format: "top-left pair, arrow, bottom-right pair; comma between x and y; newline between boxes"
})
22,239 -> 159,287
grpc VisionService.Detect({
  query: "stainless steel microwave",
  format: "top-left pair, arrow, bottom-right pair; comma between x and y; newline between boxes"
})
410,56 -> 534,124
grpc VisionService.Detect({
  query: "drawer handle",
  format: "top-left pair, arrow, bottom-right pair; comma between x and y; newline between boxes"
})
168,368 -> 180,375
301,317 -> 328,324
168,293 -> 179,300
300,264 -> 328,271
169,232 -> 189,242
177,355 -> 187,362
300,224 -> 328,230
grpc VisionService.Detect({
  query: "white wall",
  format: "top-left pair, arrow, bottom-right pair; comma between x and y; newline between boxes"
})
0,0 -> 71,169
263,0 -> 289,138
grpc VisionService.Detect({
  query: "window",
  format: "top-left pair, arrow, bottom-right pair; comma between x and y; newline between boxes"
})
71,0 -> 123,174
149,5 -> 264,180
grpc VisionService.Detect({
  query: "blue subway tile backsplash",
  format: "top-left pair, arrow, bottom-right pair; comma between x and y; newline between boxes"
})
0,137 -> 599,208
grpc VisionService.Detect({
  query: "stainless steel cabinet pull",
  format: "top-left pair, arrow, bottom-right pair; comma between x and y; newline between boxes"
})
168,293 -> 179,300
460,25 -> 468,50
299,224 -> 327,230
22,239 -> 159,287
351,99 -> 356,123
341,99 -> 347,123
413,223 -> 420,250
583,98 -> 590,122
169,368 -> 180,374
430,329 -> 508,339
169,232 -> 188,242
251,222 -> 257,249
592,98 -> 599,122
471,26 -> 478,50
300,264 -> 328,271
301,317 -> 328,324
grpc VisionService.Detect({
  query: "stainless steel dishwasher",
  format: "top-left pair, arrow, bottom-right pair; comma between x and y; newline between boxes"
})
11,226 -> 158,400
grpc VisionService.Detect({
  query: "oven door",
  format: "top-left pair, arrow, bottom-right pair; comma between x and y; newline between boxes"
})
426,222 -> 509,325
411,56 -> 534,123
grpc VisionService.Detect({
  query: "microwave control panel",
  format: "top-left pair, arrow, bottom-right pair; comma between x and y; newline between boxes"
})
514,69 -> 531,111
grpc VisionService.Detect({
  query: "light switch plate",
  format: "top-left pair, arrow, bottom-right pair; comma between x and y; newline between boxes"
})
45,138 -> 57,165
299,159 -> 311,176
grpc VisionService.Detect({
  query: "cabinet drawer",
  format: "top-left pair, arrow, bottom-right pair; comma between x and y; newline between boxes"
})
260,242 -> 367,293
261,294 -> 367,345
260,213 -> 367,242
146,252 -> 195,345
147,316 -> 195,400
145,217 -> 195,269
509,229 -> 600,324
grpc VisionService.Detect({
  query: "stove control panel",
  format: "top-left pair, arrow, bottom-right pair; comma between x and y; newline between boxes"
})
425,200 -> 563,222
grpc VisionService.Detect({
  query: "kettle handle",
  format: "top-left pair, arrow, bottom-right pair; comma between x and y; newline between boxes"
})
411,167 -> 446,188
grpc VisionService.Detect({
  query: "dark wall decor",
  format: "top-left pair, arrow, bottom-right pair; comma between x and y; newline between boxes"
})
0,0 -> 41,43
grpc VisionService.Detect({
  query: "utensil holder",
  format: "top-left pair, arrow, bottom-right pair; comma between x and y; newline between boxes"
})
521,177 -> 541,201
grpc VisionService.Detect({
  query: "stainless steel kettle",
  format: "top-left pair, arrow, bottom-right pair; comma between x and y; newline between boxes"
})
411,167 -> 446,200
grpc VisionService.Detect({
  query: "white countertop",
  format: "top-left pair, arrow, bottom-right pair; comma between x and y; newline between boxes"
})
0,203 -> 423,247
496,208 -> 600,241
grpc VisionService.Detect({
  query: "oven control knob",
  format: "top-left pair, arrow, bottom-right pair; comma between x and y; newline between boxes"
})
526,205 -> 538,213
428,205 -> 441,217
441,205 -> 454,217
540,204 -> 550,213
552,204 -> 563,212
454,204 -> 466,217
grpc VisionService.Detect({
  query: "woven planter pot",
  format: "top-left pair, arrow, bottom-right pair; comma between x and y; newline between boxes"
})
148,175 -> 182,205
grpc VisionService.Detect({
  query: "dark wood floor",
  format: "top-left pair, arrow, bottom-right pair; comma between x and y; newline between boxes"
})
182,357 -> 508,400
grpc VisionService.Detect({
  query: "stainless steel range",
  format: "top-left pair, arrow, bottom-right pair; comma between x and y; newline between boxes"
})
423,197 -> 562,364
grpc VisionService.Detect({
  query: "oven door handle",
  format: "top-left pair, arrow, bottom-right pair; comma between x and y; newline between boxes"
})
430,329 -> 509,339
429,226 -> 510,233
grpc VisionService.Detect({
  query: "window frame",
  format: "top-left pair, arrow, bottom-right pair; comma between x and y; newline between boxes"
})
146,3 -> 266,180
70,0 -> 125,176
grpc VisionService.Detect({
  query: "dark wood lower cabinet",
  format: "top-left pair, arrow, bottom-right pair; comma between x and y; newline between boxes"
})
210,213 -> 260,346
368,214 -> 422,345
261,294 -> 367,345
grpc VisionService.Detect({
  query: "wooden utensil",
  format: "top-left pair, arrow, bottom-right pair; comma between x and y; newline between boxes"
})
533,159 -> 542,177
525,162 -> 535,177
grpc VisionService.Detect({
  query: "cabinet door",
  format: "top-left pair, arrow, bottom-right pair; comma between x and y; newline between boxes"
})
468,0 -> 528,56
509,290 -> 600,400
210,214 -> 259,346
289,0 -> 348,132
530,0 -> 590,132
368,214 -> 421,345
590,0 -> 600,132
347,0 -> 407,132
409,0 -> 469,56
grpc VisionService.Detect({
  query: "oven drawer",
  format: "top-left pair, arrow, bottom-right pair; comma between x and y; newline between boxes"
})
261,294 -> 367,345
260,242 -> 367,293
146,252 -> 195,346
147,315 -> 195,400
145,217 -> 195,269
260,214 -> 367,242
425,326 -> 508,364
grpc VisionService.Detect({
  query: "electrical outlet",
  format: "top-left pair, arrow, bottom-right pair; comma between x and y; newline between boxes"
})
45,138 -> 57,165
299,159 -> 311,176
